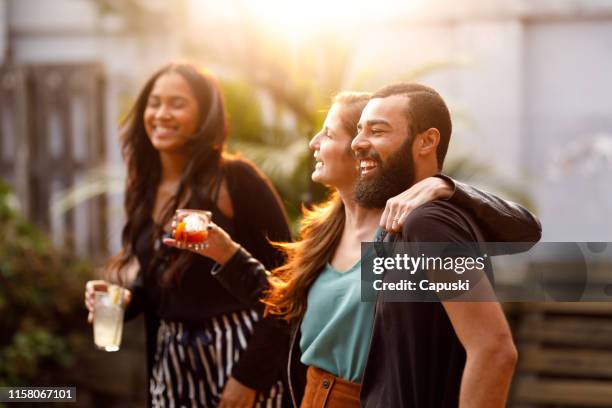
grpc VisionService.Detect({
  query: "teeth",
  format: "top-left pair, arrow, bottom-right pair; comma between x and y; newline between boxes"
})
360,160 -> 377,168
155,125 -> 177,132
359,159 -> 377,175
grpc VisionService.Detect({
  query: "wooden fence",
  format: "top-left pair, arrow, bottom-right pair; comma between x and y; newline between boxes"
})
0,63 -> 109,257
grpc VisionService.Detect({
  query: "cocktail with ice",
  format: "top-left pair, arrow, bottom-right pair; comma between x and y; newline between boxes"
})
172,209 -> 212,250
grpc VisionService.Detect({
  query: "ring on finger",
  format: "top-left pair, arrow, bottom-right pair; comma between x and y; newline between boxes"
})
192,242 -> 209,251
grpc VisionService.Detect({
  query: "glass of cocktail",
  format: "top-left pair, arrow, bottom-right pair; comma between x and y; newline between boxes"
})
93,285 -> 126,352
172,209 -> 212,250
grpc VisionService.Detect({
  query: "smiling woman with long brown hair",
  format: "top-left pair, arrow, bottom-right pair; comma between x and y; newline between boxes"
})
84,62 -> 291,408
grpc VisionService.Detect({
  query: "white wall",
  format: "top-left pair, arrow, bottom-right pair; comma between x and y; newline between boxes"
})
524,20 -> 612,241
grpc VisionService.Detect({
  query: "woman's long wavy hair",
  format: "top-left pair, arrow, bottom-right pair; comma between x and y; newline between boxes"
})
262,92 -> 371,322
109,62 -> 228,286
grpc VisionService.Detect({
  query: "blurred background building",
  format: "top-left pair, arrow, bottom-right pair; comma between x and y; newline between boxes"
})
1,0 -> 611,406
1,0 -> 611,252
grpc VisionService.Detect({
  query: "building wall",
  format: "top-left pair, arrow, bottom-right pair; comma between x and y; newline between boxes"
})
524,20 -> 612,241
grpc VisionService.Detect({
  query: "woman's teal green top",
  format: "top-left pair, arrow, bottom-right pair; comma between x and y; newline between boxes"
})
299,260 -> 375,383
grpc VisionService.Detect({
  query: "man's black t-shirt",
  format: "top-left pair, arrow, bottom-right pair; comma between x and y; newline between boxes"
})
361,200 -> 485,408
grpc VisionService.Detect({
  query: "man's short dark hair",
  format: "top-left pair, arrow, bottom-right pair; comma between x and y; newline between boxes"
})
372,83 -> 451,169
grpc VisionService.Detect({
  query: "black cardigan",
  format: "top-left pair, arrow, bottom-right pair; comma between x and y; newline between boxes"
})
124,157 -> 292,404
210,175 -> 542,407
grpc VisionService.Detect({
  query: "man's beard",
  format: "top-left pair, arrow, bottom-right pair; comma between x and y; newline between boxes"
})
353,137 -> 415,209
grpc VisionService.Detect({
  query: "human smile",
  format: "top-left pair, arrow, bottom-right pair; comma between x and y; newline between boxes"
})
314,154 -> 324,170
152,124 -> 180,138
359,159 -> 378,176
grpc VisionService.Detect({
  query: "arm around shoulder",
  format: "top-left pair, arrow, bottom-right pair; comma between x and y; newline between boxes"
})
436,174 -> 542,246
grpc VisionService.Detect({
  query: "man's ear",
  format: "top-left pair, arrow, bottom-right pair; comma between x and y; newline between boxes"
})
416,128 -> 440,156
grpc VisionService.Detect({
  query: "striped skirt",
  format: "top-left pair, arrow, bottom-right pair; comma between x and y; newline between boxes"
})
150,310 -> 284,407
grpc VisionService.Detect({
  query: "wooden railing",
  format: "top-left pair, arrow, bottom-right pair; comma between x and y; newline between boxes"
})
512,301 -> 612,407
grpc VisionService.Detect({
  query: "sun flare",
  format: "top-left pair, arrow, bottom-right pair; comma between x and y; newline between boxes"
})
190,0 -> 419,42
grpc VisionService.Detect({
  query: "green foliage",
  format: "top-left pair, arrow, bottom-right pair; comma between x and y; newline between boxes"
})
187,28 -> 355,227
0,183 -> 93,386
222,78 -> 324,224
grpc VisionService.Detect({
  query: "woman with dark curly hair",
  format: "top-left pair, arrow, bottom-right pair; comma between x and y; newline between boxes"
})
85,62 -> 291,407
